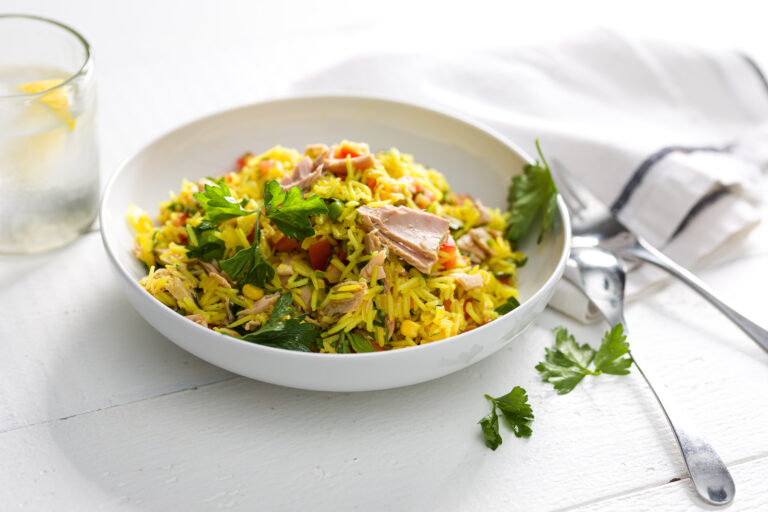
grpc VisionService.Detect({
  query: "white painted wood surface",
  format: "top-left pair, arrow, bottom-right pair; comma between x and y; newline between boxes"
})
2,1 -> 767,510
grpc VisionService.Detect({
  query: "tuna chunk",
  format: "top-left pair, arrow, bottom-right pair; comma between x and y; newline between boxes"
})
279,156 -> 324,191
237,293 -> 281,317
296,286 -> 313,312
473,199 -> 493,224
454,273 -> 484,291
321,281 -> 367,317
151,268 -> 195,303
457,227 -> 497,264
360,248 -> 389,290
357,205 -> 450,274
186,313 -> 208,328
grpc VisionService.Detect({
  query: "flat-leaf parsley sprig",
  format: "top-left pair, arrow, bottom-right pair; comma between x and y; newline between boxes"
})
535,324 -> 633,395
505,140 -> 558,244
478,386 -> 534,450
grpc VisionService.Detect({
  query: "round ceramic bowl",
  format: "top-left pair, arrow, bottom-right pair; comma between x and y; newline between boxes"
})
100,96 -> 570,392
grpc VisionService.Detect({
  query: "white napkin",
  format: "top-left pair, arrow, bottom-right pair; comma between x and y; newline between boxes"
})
289,30 -> 768,322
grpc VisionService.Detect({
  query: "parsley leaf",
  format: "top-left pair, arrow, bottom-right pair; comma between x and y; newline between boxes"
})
348,332 -> 376,353
495,296 -> 520,315
220,214 -> 274,287
194,180 -> 254,230
593,324 -> 633,375
186,229 -> 226,262
479,404 -> 501,450
505,140 -> 558,244
479,386 -> 533,450
535,325 -> 632,395
240,293 -> 319,351
263,180 -> 328,241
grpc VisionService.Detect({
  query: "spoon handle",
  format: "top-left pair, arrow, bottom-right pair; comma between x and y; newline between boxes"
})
628,350 -> 735,505
620,239 -> 768,354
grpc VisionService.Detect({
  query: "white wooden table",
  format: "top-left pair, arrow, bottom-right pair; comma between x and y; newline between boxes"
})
2,2 -> 767,510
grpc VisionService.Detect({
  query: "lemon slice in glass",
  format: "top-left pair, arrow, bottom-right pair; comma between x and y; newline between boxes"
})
17,79 -> 76,130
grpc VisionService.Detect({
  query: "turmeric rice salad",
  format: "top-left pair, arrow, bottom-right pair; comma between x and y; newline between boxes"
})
127,141 -> 532,353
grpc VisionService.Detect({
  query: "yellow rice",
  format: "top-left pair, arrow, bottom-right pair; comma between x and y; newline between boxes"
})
128,141 -> 522,353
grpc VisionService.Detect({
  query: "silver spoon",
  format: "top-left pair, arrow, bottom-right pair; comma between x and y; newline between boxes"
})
565,245 -> 735,505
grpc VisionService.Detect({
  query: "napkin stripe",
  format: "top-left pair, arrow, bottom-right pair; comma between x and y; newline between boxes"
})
740,53 -> 768,95
671,186 -> 730,239
610,144 -> 731,214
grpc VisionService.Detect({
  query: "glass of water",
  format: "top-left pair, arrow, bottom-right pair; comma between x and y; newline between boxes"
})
0,14 -> 99,253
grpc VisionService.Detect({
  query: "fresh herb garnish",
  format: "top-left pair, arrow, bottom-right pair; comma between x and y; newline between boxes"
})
220,214 -> 274,287
348,332 -> 376,353
535,324 -> 632,395
495,296 -> 520,315
479,386 -> 534,450
186,229 -> 226,262
337,332 -> 351,353
505,140 -> 558,244
240,293 -> 319,351
194,179 -> 327,243
194,180 -> 254,230
263,180 -> 328,241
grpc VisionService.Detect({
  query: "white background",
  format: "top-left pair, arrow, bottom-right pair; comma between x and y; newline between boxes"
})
1,1 -> 767,511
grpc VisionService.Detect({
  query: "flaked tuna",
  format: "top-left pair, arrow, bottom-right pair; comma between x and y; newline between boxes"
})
321,281 -> 367,317
279,156 -> 324,192
357,205 -> 450,274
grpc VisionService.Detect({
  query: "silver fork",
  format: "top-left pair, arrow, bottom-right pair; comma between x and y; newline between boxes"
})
550,158 -> 768,354
553,162 -> 736,504
565,245 -> 734,505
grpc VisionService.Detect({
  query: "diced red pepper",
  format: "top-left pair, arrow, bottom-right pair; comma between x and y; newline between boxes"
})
247,228 -> 255,244
179,233 -> 188,245
366,177 -> 377,191
236,152 -> 253,169
308,239 -> 331,270
274,236 -> 299,252
413,186 -> 436,209
173,211 -> 188,227
258,159 -> 274,177
438,237 -> 458,269
335,145 -> 361,159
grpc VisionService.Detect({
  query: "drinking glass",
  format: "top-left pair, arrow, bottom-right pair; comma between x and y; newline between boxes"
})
0,14 -> 99,253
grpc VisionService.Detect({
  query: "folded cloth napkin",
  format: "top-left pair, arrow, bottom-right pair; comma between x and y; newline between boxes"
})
289,30 -> 768,322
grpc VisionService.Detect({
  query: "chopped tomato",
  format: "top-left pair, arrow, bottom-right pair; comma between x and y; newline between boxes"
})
413,186 -> 436,209
179,233 -> 188,245
274,236 -> 299,252
336,245 -> 347,262
438,237 -> 458,269
308,239 -> 331,270
236,152 -> 253,169
366,176 -> 377,191
335,143 -> 362,159
173,211 -> 188,227
247,228 -> 255,244
258,159 -> 274,177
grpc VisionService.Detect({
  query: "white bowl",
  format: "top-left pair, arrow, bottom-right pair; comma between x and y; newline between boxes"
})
100,96 -> 570,392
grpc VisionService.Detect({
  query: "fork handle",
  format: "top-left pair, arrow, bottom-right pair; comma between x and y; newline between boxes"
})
620,240 -> 768,354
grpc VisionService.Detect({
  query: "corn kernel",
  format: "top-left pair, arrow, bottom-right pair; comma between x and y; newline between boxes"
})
242,284 -> 263,301
400,319 -> 419,338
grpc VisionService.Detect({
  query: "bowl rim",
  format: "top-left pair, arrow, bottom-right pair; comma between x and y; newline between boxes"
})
99,93 -> 571,362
